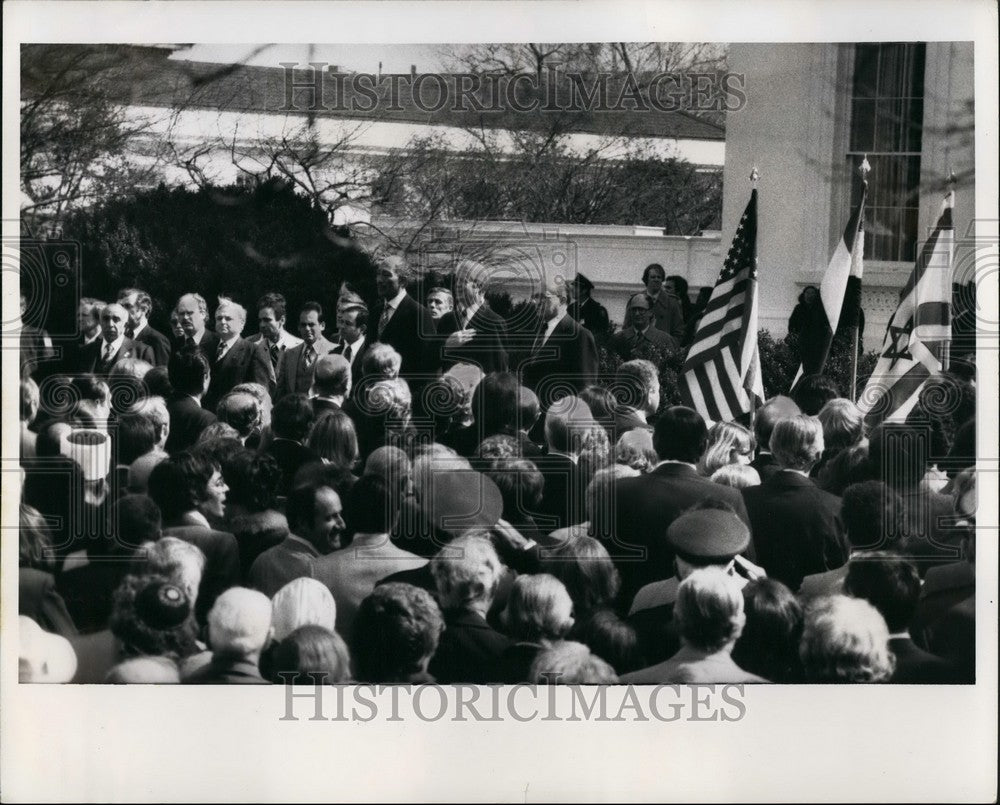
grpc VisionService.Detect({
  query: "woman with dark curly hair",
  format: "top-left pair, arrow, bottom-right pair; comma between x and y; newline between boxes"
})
223,450 -> 290,577
352,583 -> 444,683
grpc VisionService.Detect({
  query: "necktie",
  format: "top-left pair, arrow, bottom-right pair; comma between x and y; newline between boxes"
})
304,345 -> 316,368
184,335 -> 195,348
342,342 -> 352,362
269,342 -> 280,367
378,305 -> 392,338
102,343 -> 115,364
216,340 -> 227,362
124,325 -> 135,339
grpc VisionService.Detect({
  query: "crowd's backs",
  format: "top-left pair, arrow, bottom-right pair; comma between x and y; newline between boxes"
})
17,267 -> 977,685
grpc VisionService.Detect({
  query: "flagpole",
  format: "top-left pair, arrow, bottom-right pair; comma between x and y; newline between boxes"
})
748,165 -> 759,430
849,156 -> 870,400
941,170 -> 957,373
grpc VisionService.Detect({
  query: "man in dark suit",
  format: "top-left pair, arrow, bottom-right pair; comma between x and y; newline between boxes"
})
275,301 -> 336,400
626,263 -> 685,342
76,302 -> 154,376
569,273 -> 610,337
843,553 -> 955,683
174,292 -> 220,357
750,395 -> 801,483
517,278 -> 598,411
613,292 -> 678,362
118,287 -> 171,366
263,393 -> 320,495
203,298 -> 275,411
742,415 -> 847,591
248,291 -> 303,372
61,297 -> 104,375
311,354 -> 352,416
331,302 -> 371,392
370,254 -> 437,390
530,395 -> 594,535
435,259 -> 508,375
610,406 -> 751,607
611,359 -> 659,439
165,347 -> 217,454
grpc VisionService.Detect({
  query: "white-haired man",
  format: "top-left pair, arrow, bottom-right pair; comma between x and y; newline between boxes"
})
204,298 -> 275,412
78,302 -> 155,376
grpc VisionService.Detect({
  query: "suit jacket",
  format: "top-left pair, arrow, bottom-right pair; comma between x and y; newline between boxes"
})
570,297 -> 610,337
274,336 -> 335,400
205,336 -> 275,411
77,337 -> 154,376
435,305 -> 508,375
742,470 -> 847,591
643,292 -> 685,341
750,452 -> 782,483
621,645 -> 766,684
518,313 -> 598,408
312,397 -> 343,417
165,395 -> 217,454
610,463 -> 751,606
264,438 -> 321,496
310,533 -> 427,642
428,609 -> 513,684
173,330 -> 221,360
889,636 -> 954,684
533,452 -> 588,535
910,561 -> 975,652
162,525 -> 241,624
613,325 -> 678,361
131,324 -> 172,367
248,535 -> 321,598
370,292 -> 437,388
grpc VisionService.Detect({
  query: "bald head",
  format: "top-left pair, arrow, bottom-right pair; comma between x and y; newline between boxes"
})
100,303 -> 129,343
313,354 -> 352,399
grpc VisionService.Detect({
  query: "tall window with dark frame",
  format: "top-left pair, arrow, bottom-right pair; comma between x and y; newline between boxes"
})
848,43 -> 926,263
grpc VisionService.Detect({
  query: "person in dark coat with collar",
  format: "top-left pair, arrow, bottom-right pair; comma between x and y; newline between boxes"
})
173,292 -> 221,359
843,553 -> 955,683
613,293 -> 678,362
434,259 -> 508,375
117,287 -> 172,367
517,278 -> 598,411
569,273 -> 610,337
203,298 -> 275,412
622,263 -> 685,343
165,347 -> 217,454
610,406 -> 751,608
742,415 -> 848,591
427,534 -> 512,683
77,302 -> 155,377
750,395 -> 801,483
370,254 -> 437,391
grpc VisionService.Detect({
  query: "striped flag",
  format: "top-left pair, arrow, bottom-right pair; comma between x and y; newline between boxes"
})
680,189 -> 763,423
794,181 -> 867,380
857,190 -> 955,427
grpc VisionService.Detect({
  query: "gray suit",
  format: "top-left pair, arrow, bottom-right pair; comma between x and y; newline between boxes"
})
274,336 -> 335,400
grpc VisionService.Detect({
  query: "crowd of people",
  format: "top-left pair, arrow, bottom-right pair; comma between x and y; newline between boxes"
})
17,255 -> 977,685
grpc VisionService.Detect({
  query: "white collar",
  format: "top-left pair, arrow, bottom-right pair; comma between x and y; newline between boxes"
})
131,320 -> 147,337
653,459 -> 697,471
386,288 -> 407,310
101,335 -> 126,355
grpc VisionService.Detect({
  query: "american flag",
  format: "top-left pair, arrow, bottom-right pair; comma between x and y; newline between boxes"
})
680,189 -> 764,423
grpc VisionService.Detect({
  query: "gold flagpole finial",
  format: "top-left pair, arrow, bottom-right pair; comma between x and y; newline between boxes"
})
859,154 -> 871,179
749,166 -> 760,184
